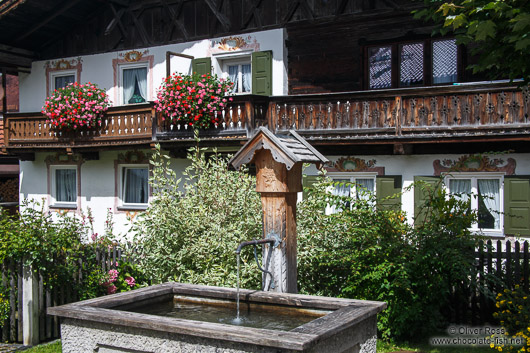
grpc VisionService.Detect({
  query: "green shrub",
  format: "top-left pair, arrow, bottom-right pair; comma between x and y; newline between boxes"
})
297,175 -> 479,340
0,290 -> 8,327
491,285 -> 530,352
132,145 -> 262,288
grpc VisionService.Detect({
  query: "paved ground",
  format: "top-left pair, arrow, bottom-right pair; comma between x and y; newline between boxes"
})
0,343 -> 28,352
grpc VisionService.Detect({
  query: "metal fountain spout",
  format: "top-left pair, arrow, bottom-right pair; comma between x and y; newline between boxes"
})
235,238 -> 275,255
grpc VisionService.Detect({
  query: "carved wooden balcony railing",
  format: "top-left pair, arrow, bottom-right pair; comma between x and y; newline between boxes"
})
3,103 -> 154,149
154,95 -> 269,142
4,83 -> 530,151
270,82 -> 530,142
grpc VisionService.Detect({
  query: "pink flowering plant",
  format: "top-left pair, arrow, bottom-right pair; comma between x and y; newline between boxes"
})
42,82 -> 111,132
100,260 -> 146,295
154,73 -> 234,129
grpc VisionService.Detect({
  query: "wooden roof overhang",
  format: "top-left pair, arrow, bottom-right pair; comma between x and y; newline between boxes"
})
230,127 -> 329,170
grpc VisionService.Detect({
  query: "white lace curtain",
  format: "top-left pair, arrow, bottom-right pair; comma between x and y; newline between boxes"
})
55,75 -> 75,90
124,168 -> 148,204
123,68 -> 147,104
241,64 -> 251,93
228,65 -> 239,93
478,179 -> 501,229
356,178 -> 375,201
55,169 -> 76,202
449,179 -> 471,204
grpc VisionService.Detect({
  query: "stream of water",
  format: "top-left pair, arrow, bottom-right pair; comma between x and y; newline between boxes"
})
236,254 -> 240,322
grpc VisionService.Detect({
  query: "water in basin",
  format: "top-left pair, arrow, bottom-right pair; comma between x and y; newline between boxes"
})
128,296 -> 330,331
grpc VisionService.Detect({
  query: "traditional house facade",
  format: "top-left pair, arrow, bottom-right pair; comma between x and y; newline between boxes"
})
1,0 -> 529,239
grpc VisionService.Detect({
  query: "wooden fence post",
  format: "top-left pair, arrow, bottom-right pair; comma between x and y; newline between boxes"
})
22,262 -> 39,346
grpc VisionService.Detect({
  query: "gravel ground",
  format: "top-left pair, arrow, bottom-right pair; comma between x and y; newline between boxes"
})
0,343 -> 28,352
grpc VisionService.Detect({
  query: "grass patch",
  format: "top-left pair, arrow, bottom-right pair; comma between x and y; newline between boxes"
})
377,339 -> 494,353
24,340 -> 61,353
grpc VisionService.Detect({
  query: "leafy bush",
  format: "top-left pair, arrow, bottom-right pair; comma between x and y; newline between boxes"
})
492,285 -> 530,352
0,289 -> 8,327
132,144 -> 262,288
297,175 -> 479,340
0,202 -> 147,302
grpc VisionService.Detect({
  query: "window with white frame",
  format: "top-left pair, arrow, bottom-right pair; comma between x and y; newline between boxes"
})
326,174 -> 376,214
50,166 -> 77,207
120,165 -> 149,208
221,57 -> 251,94
446,174 -> 503,234
50,70 -> 76,91
120,64 -> 148,104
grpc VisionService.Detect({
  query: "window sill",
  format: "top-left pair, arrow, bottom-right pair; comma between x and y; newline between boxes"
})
50,204 -> 78,210
471,229 -> 505,238
117,205 -> 148,211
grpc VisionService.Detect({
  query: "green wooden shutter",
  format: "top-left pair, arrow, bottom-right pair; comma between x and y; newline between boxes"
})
302,174 -> 320,199
414,176 -> 441,226
504,176 -> 530,236
252,51 -> 272,96
191,58 -> 212,76
376,176 -> 402,211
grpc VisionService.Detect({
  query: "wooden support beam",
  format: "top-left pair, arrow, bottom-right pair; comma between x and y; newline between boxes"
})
15,0 -> 83,42
161,0 -> 189,41
241,0 -> 263,30
1,68 -> 6,114
204,0 -> 231,32
126,8 -> 152,45
0,52 -> 32,69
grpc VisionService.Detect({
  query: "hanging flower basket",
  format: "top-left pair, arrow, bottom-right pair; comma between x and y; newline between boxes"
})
42,82 -> 111,132
154,73 -> 234,130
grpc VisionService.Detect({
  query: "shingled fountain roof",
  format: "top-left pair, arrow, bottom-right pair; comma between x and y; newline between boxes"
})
229,127 -> 329,170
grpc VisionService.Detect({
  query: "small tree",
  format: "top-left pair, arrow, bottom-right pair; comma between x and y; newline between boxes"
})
132,144 -> 262,288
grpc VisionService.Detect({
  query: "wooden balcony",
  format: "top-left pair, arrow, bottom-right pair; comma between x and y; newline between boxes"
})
271,82 -> 530,144
3,82 -> 530,154
3,103 -> 155,150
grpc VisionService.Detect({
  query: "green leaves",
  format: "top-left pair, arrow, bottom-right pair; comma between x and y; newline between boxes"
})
417,0 -> 530,84
133,145 -> 262,289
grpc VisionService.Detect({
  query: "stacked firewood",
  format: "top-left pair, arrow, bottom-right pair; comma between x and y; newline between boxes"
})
0,178 -> 18,202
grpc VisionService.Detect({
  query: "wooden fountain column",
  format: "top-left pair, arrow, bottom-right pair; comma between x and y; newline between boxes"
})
255,149 -> 302,294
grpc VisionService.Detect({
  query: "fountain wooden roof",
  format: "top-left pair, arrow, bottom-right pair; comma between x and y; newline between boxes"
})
230,127 -> 329,170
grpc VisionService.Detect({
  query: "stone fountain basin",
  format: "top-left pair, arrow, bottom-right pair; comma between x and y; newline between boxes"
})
47,282 -> 386,353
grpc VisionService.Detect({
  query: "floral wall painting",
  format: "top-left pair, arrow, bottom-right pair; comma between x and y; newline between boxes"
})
326,156 -> 385,175
210,35 -> 260,54
119,49 -> 148,62
433,155 -> 516,176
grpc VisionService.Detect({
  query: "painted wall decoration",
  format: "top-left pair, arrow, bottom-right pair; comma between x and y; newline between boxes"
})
44,57 -> 83,96
433,154 -> 516,175
326,156 -> 385,175
210,35 -> 260,54
119,49 -> 148,62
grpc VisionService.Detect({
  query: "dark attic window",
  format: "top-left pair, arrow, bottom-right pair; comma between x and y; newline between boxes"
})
366,38 -> 459,89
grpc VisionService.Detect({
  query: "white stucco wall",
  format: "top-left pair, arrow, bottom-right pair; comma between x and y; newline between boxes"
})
19,151 -> 190,241
18,29 -> 287,113
304,152 -> 530,231
19,150 -> 530,241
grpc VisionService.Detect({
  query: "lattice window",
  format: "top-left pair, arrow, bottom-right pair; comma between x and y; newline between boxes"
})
369,46 -> 392,89
400,43 -> 424,87
433,39 -> 458,84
